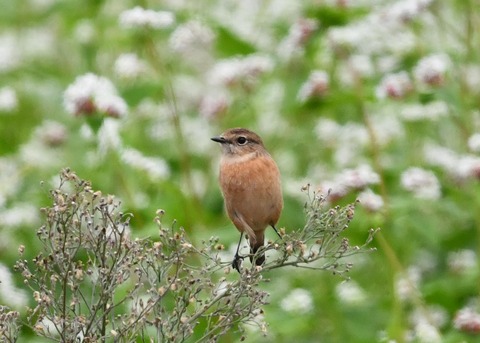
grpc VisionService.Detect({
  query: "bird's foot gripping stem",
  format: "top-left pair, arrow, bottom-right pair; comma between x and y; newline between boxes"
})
232,253 -> 244,273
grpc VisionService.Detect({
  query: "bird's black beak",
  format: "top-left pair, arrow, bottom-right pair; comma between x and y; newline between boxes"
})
211,136 -> 227,144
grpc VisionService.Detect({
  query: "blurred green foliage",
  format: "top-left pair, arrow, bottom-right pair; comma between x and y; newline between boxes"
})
1,0 -> 480,342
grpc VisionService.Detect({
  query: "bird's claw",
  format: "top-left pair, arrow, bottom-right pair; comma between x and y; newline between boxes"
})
232,254 -> 244,273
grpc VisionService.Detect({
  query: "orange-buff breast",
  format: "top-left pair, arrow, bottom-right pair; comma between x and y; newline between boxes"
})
219,151 -> 283,243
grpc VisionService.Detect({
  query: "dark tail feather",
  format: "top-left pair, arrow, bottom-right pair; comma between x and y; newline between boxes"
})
249,233 -> 265,266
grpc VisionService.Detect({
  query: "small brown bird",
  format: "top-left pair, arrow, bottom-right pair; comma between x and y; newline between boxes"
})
211,128 -> 283,272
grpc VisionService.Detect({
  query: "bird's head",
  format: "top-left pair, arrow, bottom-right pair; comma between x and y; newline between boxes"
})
211,128 -> 266,156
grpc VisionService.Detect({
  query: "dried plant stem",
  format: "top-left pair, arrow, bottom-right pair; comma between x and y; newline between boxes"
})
13,169 -> 375,342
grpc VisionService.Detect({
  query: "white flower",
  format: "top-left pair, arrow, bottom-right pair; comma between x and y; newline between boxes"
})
0,86 -> 18,112
453,307 -> 480,333
414,321 -> 442,343
0,263 -> 28,308
210,0 -> 301,50
0,158 -> 21,208
401,167 -> 441,199
121,148 -> 170,180
63,73 -> 127,118
326,0 -> 432,56
377,55 -> 400,74
277,18 -> 318,60
199,92 -> 230,119
114,53 -> 147,79
0,203 -> 38,228
335,281 -> 366,305
413,53 -> 450,86
29,0 -> 56,11
314,118 -> 341,145
423,143 -> 458,173
119,7 -> 175,29
371,113 -> 404,146
424,143 -> 480,180
207,54 -> 274,87
455,156 -> 480,180
462,64 -> 480,93
74,19 -> 96,44
97,118 -> 122,156
395,266 -> 421,301
344,54 -> 375,81
169,20 -> 215,55
387,0 -> 434,22
319,165 -> 380,198
315,120 -> 375,174
297,70 -> 329,102
280,288 -> 314,314
447,250 -> 477,274
319,179 -> 350,200
400,101 -> 449,121
410,305 -> 448,330
0,33 -> 21,72
357,189 -> 384,212
35,120 -> 68,147
20,26 -> 56,60
327,11 -> 416,56
20,132 -> 64,168
468,133 -> 480,153
339,164 -> 380,189
376,71 -> 412,99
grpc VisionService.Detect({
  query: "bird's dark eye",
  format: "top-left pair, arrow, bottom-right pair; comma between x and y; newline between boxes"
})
237,136 -> 247,145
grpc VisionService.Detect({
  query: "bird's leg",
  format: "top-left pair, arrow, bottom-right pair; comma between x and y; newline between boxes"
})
271,225 -> 283,240
232,232 -> 244,273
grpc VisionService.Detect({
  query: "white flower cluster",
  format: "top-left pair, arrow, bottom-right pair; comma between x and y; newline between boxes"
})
0,203 -> 38,228
447,249 -> 477,274
297,70 -> 329,102
207,54 -> 274,87
315,114 -> 403,168
453,307 -> 480,333
412,321 -> 442,343
400,100 -> 449,121
63,73 -> 128,118
357,188 -> 384,212
35,120 -> 68,147
0,33 -> 21,73
400,167 -> 441,199
395,266 -> 421,301
467,133 -> 480,153
320,164 -> 380,199
277,18 -> 318,61
413,53 -> 450,87
0,159 -> 21,208
327,13 -> 406,56
376,71 -> 412,99
121,148 -> 170,180
280,288 -> 314,314
0,86 -> 18,112
97,118 -> 122,157
340,164 -> 380,189
119,7 -> 175,29
114,53 -> 147,79
199,92 -> 230,119
386,0 -> 434,22
169,20 -> 215,55
462,64 -> 480,93
335,281 -> 366,305
424,144 -> 480,181
0,263 -> 28,308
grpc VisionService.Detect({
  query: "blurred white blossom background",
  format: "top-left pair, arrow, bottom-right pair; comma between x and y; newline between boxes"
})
1,0 -> 480,341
